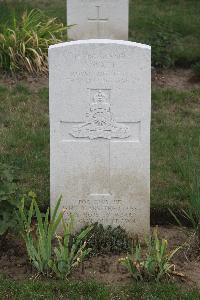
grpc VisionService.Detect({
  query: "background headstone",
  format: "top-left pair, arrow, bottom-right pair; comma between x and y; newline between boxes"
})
67,0 -> 129,40
49,40 -> 151,237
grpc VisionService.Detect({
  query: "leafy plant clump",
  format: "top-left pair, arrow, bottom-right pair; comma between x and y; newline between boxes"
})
119,228 -> 181,282
0,163 -> 19,238
81,223 -> 130,255
52,218 -> 92,278
146,18 -> 177,68
0,9 -> 67,74
18,193 -> 92,278
192,62 -> 200,77
149,31 -> 175,68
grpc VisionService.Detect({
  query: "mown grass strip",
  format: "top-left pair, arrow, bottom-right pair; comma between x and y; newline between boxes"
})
0,278 -> 199,300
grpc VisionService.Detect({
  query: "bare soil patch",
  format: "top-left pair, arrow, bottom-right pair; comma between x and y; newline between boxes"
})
0,235 -> 30,280
152,68 -> 200,90
0,226 -> 200,288
72,226 -> 200,288
0,74 -> 48,92
0,69 -> 199,92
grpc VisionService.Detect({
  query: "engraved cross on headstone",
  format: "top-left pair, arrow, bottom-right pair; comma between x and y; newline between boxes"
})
60,89 -> 141,200
88,6 -> 108,38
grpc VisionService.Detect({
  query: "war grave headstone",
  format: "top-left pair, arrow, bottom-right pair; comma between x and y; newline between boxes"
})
67,0 -> 129,40
49,39 -> 151,237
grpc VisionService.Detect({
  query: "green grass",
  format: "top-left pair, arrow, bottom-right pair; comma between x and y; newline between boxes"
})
0,0 -> 199,67
130,0 -> 200,66
0,278 -> 199,300
151,88 -> 199,210
0,84 -> 49,209
0,0 -> 66,25
0,83 -> 199,212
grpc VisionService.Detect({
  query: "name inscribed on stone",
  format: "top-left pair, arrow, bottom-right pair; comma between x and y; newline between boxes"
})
49,40 -> 151,237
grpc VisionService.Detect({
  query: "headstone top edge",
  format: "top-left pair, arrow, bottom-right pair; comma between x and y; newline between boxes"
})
48,39 -> 151,52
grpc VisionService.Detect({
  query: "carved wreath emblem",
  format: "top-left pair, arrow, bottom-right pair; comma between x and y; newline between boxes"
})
70,90 -> 130,140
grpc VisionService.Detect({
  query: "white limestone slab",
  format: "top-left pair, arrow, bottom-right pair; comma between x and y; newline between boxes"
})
67,0 -> 129,40
49,40 -> 151,237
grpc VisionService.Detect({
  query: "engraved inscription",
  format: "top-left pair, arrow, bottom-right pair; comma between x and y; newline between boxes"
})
70,89 -> 131,140
67,200 -> 137,226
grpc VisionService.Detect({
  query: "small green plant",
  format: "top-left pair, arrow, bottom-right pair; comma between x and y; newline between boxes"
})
0,163 -> 19,237
18,193 -> 92,277
51,218 -> 93,279
18,192 -> 63,275
119,228 -> 181,282
146,18 -> 177,68
192,62 -> 200,77
0,9 -> 67,74
81,223 -> 130,255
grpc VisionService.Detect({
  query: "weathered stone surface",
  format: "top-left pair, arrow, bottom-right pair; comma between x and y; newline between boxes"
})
49,40 -> 151,237
67,0 -> 129,40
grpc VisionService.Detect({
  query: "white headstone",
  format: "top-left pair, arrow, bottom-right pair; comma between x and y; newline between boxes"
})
49,40 -> 151,237
67,0 -> 129,40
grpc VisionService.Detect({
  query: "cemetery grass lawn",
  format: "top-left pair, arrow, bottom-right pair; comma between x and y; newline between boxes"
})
130,0 -> 200,67
0,82 -> 199,215
0,0 -> 200,66
0,279 -> 200,300
0,83 -> 50,210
